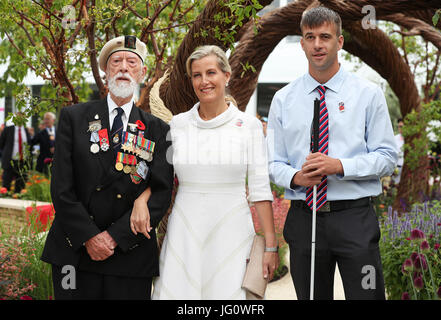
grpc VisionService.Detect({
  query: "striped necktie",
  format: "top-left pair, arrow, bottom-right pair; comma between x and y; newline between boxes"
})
111,107 -> 124,153
305,85 -> 328,211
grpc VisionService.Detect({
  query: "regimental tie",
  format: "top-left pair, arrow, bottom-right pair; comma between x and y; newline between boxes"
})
305,85 -> 328,211
111,107 -> 124,153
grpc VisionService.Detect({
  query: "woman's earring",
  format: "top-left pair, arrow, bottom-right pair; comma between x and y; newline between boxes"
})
226,82 -> 229,87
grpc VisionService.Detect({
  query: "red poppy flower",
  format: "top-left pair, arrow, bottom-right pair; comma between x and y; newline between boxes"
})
136,120 -> 145,131
0,187 -> 7,194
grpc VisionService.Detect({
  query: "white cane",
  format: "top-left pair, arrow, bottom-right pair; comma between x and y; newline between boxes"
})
310,185 -> 317,300
310,98 -> 320,300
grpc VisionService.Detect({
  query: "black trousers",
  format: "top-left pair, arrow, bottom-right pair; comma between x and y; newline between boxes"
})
51,265 -> 152,300
283,199 -> 385,300
2,160 -> 27,193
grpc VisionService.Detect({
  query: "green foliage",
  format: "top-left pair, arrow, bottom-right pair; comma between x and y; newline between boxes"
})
433,9 -> 441,27
380,200 -> 441,300
271,242 -> 289,282
0,219 -> 53,300
402,101 -> 441,171
209,0 -> 263,52
270,182 -> 284,198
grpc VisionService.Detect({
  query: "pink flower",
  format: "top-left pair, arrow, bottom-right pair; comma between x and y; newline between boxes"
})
420,240 -> 430,252
437,286 -> 441,299
43,157 -> 53,164
0,187 -> 7,194
20,295 -> 32,300
412,254 -> 428,271
413,276 -> 424,291
434,243 -> 440,251
402,258 -> 413,274
410,229 -> 425,242
401,292 -> 410,300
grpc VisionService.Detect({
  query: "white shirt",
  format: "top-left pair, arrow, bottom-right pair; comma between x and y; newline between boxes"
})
394,133 -> 404,166
12,126 -> 28,159
107,94 -> 134,131
46,126 -> 56,137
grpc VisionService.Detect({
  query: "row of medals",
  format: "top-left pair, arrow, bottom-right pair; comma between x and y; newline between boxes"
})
115,131 -> 153,176
88,119 -> 153,176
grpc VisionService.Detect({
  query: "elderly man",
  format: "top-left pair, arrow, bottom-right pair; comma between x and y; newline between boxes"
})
31,112 -> 56,174
41,36 -> 174,300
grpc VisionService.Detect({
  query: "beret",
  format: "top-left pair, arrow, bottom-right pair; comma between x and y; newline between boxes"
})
98,35 -> 147,72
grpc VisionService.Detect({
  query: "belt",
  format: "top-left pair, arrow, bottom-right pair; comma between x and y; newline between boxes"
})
292,197 -> 371,213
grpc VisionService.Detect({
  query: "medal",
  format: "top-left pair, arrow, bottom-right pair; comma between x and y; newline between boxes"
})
130,172 -> 142,184
128,123 -> 138,133
113,133 -> 120,144
146,152 -> 153,162
123,165 -> 132,174
115,152 -> 124,171
98,129 -> 110,152
88,120 -> 102,132
90,143 -> 99,154
137,161 -> 148,180
101,142 -> 110,152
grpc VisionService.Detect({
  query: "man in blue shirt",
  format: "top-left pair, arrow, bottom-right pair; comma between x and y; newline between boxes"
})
267,7 -> 397,300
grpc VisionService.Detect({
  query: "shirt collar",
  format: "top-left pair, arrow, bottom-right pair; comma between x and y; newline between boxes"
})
304,65 -> 347,94
107,94 -> 134,118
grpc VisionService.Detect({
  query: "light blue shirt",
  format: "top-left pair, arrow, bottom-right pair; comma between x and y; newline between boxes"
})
267,67 -> 398,201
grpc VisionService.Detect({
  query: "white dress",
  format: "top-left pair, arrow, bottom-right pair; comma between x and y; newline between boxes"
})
152,103 -> 273,300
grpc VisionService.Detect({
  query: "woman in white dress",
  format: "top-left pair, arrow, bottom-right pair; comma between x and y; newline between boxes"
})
131,45 -> 278,299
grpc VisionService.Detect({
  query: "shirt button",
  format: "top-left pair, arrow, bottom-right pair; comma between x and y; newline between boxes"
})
116,194 -> 122,199
96,187 -> 101,191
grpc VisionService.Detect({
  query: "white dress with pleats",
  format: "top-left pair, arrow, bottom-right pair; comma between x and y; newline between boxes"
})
152,103 -> 273,300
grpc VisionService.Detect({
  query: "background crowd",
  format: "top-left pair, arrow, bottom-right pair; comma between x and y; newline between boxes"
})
0,112 -> 56,194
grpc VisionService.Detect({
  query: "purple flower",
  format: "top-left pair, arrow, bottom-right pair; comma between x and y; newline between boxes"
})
413,276 -> 424,291
420,240 -> 430,252
410,229 -> 425,242
437,286 -> 441,299
402,258 -> 413,274
401,292 -> 411,300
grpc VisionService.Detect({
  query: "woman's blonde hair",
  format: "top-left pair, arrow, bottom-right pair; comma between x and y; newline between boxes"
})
186,45 -> 237,106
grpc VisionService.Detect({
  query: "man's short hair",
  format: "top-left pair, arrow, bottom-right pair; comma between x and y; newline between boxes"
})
300,6 -> 342,37
44,112 -> 56,120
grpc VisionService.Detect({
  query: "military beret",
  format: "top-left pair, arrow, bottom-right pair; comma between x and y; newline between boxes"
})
98,35 -> 147,72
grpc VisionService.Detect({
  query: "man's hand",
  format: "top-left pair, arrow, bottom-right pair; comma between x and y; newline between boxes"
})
85,231 -> 116,261
292,152 -> 343,188
130,189 -> 152,239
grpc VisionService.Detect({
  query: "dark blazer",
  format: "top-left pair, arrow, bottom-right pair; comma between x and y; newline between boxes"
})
31,127 -> 55,172
0,125 -> 31,169
41,98 -> 174,278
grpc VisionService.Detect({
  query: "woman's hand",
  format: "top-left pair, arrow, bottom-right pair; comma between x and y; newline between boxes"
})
262,251 -> 279,281
130,191 -> 152,239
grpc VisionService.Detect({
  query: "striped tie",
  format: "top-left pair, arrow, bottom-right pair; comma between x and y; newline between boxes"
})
305,85 -> 328,211
111,107 -> 124,153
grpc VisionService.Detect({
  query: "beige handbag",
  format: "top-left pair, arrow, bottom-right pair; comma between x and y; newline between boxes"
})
242,235 -> 268,299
